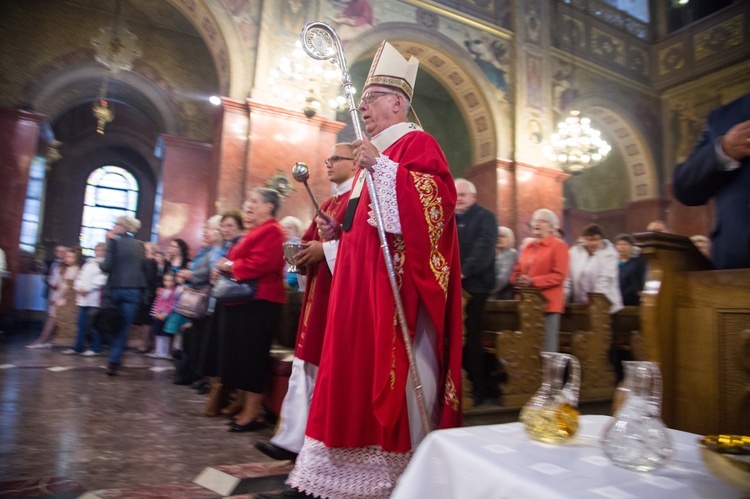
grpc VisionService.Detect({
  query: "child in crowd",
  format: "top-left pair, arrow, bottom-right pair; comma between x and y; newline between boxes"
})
154,250 -> 167,285
63,242 -> 108,355
162,272 -> 191,353
148,273 -> 177,359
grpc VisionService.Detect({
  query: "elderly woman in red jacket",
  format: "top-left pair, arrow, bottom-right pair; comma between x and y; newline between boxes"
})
215,187 -> 286,432
511,209 -> 569,352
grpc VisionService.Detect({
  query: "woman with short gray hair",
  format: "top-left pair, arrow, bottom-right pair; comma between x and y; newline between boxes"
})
510,209 -> 569,352
492,226 -> 518,300
214,188 -> 286,431
174,215 -> 225,385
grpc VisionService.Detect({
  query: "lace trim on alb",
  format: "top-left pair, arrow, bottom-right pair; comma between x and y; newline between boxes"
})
287,436 -> 414,499
367,156 -> 401,234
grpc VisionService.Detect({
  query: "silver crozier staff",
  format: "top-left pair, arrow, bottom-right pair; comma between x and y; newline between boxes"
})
298,21 -> 431,436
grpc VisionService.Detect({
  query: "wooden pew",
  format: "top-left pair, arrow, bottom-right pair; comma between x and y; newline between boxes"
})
612,305 -> 645,361
563,294 -> 616,400
483,289 -> 546,408
635,232 -> 750,435
481,289 -> 618,409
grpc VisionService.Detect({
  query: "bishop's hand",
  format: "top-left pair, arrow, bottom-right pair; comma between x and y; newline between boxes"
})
353,137 -> 378,172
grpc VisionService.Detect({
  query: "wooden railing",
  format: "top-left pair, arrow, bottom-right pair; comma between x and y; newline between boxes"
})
277,232 -> 750,435
483,289 -> 547,408
479,289 -> 625,410
636,232 -> 750,435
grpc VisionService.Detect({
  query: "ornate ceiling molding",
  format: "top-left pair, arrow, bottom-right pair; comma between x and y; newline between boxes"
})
585,105 -> 658,202
27,60 -> 183,136
166,0 -> 236,96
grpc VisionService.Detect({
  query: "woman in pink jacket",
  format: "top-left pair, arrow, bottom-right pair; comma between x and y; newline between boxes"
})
511,209 -> 570,352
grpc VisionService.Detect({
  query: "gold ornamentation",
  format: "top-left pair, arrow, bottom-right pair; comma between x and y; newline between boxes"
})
366,75 -> 414,100
411,172 -> 449,296
561,16 -> 585,50
658,44 -> 685,75
389,235 -> 406,390
694,17 -> 742,61
301,274 -> 317,328
265,170 -> 295,197
92,98 -> 114,134
444,369 -> 459,412
591,28 -> 624,66
701,434 -> 750,455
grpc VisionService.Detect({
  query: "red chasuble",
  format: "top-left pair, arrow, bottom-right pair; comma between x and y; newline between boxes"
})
305,130 -> 464,453
294,191 -> 350,366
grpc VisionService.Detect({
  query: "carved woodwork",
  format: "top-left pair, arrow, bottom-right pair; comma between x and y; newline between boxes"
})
487,289 -> 546,408
635,231 -> 750,435
568,293 -> 616,400
613,305 -> 644,360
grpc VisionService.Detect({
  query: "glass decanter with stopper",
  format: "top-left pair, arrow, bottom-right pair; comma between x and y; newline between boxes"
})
601,361 -> 673,471
519,352 -> 581,444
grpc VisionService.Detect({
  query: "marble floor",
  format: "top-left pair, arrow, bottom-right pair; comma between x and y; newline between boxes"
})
0,325 -> 280,495
0,322 -> 610,497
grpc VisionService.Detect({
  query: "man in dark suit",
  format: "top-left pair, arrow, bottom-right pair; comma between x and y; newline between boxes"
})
455,178 -> 498,405
673,93 -> 750,269
100,215 -> 147,375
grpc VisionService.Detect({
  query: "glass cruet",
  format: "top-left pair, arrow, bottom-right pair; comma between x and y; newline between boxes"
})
519,352 -> 581,444
601,361 -> 673,471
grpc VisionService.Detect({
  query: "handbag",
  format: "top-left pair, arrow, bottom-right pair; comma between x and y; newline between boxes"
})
175,286 -> 210,319
212,274 -> 257,303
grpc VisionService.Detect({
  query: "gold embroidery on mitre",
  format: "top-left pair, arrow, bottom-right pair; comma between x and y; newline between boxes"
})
444,369 -> 459,412
365,41 -> 418,101
389,235 -> 406,390
410,172 -> 449,296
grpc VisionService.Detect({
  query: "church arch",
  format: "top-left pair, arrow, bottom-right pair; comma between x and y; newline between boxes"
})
27,62 -> 183,136
343,23 -> 502,166
165,0 -> 236,96
568,100 -> 659,203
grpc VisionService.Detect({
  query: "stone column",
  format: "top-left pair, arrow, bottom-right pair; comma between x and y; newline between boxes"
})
212,98 -> 250,214
157,135 -> 213,253
0,108 -> 45,312
244,101 -> 345,225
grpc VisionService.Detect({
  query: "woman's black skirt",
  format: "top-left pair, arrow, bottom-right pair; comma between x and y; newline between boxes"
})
217,299 -> 281,393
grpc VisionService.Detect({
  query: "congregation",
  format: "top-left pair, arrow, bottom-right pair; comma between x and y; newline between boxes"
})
7,136 -> 718,499
15,198 -> 691,393
2,33 -> 746,499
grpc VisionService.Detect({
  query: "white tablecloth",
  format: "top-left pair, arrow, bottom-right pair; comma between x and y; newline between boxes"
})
392,415 -> 742,499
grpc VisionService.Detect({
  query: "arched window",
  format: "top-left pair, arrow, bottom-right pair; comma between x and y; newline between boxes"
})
80,166 -> 139,256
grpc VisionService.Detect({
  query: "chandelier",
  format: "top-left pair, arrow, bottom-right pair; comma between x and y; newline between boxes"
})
266,40 -> 351,119
544,110 -> 611,174
90,0 -> 141,134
